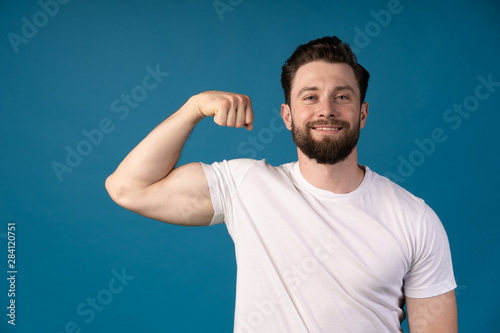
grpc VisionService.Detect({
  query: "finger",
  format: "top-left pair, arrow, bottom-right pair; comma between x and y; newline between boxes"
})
226,97 -> 237,127
234,95 -> 249,128
213,101 -> 228,126
244,99 -> 254,130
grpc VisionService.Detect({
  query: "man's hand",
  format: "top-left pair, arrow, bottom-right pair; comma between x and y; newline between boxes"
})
193,91 -> 254,130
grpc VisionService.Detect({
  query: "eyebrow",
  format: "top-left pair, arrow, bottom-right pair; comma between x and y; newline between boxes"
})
296,85 -> 356,98
296,86 -> 319,97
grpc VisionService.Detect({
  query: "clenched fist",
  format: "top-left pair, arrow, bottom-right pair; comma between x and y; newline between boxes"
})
192,91 -> 254,130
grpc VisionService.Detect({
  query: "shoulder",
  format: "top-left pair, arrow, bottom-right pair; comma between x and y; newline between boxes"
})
367,169 -> 447,246
208,158 -> 271,173
202,158 -> 290,185
368,168 -> 427,217
208,158 -> 292,173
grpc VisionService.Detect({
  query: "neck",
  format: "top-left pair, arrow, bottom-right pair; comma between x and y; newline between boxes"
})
297,147 -> 365,194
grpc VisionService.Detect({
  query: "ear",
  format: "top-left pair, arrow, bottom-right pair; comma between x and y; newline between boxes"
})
360,102 -> 369,129
281,103 -> 293,130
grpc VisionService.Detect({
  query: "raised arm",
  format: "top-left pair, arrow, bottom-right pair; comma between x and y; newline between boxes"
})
105,91 -> 254,226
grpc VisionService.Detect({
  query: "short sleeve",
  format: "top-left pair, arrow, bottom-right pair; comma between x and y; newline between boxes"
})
200,159 -> 260,227
200,162 -> 227,225
403,205 -> 457,298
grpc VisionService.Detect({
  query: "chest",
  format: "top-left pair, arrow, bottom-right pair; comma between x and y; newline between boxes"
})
230,178 -> 412,294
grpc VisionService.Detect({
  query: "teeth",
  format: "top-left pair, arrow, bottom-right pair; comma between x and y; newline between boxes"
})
315,127 -> 339,130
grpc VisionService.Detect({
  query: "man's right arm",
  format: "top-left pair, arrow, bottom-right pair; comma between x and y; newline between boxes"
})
105,91 -> 254,226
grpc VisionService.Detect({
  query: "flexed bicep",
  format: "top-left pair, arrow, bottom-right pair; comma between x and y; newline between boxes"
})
122,162 -> 214,226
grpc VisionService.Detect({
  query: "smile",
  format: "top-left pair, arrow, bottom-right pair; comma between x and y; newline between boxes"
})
314,127 -> 341,131
311,125 -> 343,131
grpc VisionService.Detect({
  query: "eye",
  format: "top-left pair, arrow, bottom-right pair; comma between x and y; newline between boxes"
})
304,95 -> 316,101
335,94 -> 350,102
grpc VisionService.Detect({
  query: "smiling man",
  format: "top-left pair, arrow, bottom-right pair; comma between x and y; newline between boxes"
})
106,36 -> 457,332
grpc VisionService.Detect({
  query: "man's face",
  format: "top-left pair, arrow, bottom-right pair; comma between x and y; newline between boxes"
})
281,61 -> 368,165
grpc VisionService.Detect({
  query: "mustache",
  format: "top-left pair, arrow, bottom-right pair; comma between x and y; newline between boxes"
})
306,119 -> 350,128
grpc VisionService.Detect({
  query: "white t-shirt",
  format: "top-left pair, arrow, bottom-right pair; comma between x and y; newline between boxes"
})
201,159 -> 456,333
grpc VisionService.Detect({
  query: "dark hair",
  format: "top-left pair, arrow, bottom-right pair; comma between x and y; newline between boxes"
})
281,36 -> 370,105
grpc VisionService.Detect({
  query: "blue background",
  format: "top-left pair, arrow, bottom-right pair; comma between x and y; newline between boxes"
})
1,0 -> 499,332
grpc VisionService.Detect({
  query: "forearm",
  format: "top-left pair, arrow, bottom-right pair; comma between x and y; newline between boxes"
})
106,97 -> 203,193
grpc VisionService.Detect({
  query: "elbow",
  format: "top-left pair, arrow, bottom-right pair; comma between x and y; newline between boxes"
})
105,173 -> 150,213
105,174 -> 130,208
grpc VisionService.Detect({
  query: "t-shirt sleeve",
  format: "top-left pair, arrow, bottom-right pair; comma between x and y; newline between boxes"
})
199,159 -> 259,227
200,161 -> 227,225
403,204 -> 457,298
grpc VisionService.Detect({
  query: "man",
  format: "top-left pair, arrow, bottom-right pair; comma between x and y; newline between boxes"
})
106,36 -> 457,332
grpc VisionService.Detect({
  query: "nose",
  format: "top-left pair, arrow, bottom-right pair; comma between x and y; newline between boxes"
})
318,97 -> 338,118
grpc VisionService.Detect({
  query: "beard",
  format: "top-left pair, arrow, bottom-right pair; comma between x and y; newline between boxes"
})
291,116 -> 360,165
